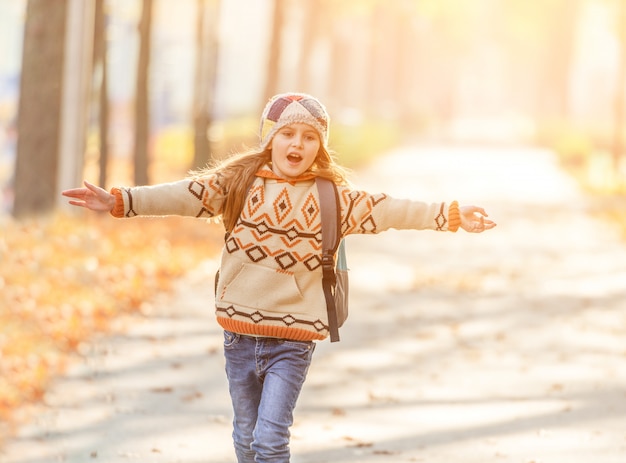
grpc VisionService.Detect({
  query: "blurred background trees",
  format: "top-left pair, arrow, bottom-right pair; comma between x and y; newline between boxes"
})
12,0 -> 68,218
192,0 -> 220,170
2,0 -> 626,438
133,0 -> 153,186
1,0 -> 626,218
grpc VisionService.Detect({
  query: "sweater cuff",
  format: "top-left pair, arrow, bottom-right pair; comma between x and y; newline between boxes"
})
448,200 -> 460,232
109,187 -> 125,218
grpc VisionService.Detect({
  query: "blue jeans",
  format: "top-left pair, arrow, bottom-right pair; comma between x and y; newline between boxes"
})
223,331 -> 316,463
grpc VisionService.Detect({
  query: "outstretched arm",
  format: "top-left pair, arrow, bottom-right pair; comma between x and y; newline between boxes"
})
62,181 -> 115,212
459,205 -> 496,233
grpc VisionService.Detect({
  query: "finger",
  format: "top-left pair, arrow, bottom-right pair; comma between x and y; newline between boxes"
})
84,181 -> 110,199
473,207 -> 488,217
476,218 -> 496,230
462,205 -> 489,218
62,188 -> 85,196
62,189 -> 87,199
84,180 -> 100,193
67,200 -> 87,208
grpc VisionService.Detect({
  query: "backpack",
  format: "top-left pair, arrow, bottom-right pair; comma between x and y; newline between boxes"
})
215,177 -> 349,342
316,177 -> 349,343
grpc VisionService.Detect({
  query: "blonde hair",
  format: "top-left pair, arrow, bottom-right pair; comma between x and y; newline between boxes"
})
190,144 -> 351,233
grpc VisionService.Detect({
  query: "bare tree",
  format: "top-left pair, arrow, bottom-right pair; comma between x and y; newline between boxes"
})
13,0 -> 66,217
14,0 -> 93,216
192,0 -> 221,170
263,0 -> 286,104
296,0 -> 322,93
327,16 -> 351,109
94,0 -> 110,187
614,0 -> 626,177
134,0 -> 153,186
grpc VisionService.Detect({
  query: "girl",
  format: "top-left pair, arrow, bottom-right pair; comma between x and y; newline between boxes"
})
63,93 -> 496,463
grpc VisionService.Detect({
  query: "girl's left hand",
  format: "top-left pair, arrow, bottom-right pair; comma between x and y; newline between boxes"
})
459,206 -> 496,233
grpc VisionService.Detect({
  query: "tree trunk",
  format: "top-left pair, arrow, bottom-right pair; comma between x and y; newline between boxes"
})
13,0 -> 68,218
263,0 -> 286,105
614,0 -> 626,177
296,0 -> 321,93
328,18 -> 350,109
94,0 -> 110,188
56,0 -> 94,210
134,0 -> 153,186
192,0 -> 220,170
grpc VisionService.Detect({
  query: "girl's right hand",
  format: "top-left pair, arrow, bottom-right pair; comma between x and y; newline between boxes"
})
62,181 -> 116,212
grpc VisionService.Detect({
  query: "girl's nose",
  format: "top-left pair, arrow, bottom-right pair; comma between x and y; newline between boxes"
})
291,136 -> 303,147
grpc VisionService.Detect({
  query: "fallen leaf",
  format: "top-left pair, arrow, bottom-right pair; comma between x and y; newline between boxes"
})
150,387 -> 173,394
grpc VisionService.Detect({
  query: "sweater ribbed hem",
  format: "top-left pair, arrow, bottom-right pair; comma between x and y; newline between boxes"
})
217,317 -> 326,341
448,200 -> 461,232
109,188 -> 125,218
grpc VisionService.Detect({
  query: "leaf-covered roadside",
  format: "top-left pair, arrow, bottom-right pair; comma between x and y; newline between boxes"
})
0,213 -> 222,439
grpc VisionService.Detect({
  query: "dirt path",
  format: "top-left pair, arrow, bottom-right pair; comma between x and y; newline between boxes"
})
2,145 -> 626,463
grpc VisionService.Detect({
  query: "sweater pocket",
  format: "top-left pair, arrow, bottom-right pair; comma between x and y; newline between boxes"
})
220,263 -> 304,311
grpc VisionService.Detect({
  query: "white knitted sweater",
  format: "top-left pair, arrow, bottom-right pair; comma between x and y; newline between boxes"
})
111,166 -> 459,341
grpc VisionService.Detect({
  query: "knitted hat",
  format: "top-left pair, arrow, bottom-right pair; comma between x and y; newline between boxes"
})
259,93 -> 329,150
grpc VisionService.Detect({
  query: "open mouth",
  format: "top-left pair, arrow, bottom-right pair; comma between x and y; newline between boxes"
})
287,153 -> 302,164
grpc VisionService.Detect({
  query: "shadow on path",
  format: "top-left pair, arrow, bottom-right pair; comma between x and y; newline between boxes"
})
2,144 -> 625,463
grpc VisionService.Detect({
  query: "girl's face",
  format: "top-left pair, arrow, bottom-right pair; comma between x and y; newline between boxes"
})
270,123 -> 320,180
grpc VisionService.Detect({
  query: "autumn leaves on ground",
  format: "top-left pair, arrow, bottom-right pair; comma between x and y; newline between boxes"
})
1,147 -> 625,454
0,120 -> 399,446
0,213 -> 222,440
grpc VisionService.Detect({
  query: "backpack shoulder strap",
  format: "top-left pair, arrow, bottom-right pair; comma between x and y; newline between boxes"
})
316,177 -> 341,252
316,176 -> 342,342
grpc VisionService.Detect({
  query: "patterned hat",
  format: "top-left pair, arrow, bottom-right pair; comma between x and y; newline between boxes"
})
259,93 -> 329,150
